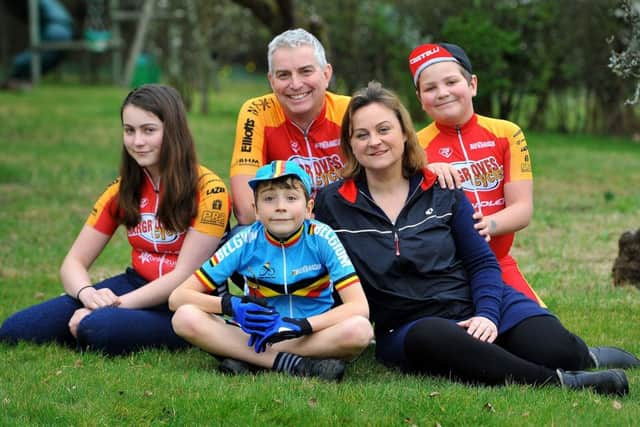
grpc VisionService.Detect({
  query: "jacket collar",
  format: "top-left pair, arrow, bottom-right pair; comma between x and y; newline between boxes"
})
337,168 -> 437,203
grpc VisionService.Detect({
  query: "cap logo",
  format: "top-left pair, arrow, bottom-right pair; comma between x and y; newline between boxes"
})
409,46 -> 440,65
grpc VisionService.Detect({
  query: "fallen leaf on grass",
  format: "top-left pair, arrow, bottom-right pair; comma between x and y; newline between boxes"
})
74,359 -> 83,368
483,402 -> 495,412
144,390 -> 153,397
34,292 -> 45,300
522,411 -> 530,417
402,417 -> 417,426
308,398 -> 318,408
429,391 -> 440,398
612,400 -> 622,410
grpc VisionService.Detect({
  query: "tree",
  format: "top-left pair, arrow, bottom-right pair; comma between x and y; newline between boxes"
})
609,0 -> 640,104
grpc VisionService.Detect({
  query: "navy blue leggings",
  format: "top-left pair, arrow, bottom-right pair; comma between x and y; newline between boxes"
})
375,315 -> 593,386
0,268 -> 188,355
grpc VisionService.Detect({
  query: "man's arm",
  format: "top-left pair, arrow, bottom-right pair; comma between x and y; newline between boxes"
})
230,174 -> 257,225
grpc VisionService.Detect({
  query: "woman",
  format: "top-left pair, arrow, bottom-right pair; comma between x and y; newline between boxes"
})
0,84 -> 230,355
314,81 -> 631,396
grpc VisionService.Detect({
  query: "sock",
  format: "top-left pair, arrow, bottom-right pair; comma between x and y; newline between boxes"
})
273,352 -> 302,374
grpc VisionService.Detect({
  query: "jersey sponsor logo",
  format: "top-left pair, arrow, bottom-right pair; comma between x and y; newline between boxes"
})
137,250 -> 177,267
469,140 -> 496,150
234,158 -> 261,167
258,262 -> 276,279
241,118 -> 255,152
409,46 -> 440,64
521,154 -> 531,173
212,199 -> 224,210
289,154 -> 345,190
129,213 -> 180,244
291,141 -> 301,153
201,210 -> 226,226
314,138 -> 340,149
451,156 -> 503,191
292,263 -> 322,276
472,197 -> 505,210
438,147 -> 453,158
206,186 -> 226,195
314,224 -> 353,268
246,97 -> 275,116
140,197 -> 149,208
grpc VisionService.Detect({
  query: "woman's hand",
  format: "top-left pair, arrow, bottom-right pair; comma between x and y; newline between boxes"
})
457,316 -> 498,343
68,307 -> 92,338
427,162 -> 462,190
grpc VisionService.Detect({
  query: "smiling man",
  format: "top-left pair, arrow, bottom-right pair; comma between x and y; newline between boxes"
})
229,29 -> 350,225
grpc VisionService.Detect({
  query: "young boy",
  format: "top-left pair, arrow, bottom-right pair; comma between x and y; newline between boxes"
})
408,42 -> 544,305
169,160 -> 372,381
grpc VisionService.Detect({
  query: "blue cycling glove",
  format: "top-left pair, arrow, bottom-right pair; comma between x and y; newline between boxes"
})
220,294 -> 279,334
252,317 -> 312,353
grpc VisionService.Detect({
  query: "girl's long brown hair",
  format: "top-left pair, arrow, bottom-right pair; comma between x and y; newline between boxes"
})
118,84 -> 199,232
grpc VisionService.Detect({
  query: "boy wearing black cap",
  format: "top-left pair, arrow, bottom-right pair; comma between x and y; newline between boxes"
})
408,43 -> 640,370
408,42 -> 543,305
169,160 -> 372,381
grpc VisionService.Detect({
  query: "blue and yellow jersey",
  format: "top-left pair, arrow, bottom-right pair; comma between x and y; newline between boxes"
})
196,219 -> 360,318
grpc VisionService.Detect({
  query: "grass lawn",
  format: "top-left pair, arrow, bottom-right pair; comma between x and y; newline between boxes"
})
0,78 -> 639,426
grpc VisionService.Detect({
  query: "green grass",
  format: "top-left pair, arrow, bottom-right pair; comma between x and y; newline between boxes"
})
1,79 -> 639,426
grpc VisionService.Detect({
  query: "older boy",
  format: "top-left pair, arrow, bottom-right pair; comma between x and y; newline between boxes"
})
407,43 -> 640,370
408,42 -> 543,305
169,160 -> 372,381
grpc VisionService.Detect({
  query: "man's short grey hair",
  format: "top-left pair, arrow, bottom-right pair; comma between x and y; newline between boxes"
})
267,28 -> 328,73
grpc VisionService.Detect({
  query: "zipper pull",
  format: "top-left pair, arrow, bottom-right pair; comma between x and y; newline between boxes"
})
394,231 -> 400,256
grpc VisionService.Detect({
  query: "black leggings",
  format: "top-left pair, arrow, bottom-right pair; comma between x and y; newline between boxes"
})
402,316 -> 593,386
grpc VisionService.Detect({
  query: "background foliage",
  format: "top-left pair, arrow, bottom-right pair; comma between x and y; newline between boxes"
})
1,0 -> 639,135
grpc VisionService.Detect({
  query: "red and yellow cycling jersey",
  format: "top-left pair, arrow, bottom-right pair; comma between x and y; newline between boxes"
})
86,165 -> 230,281
418,114 -> 532,260
418,114 -> 543,305
229,91 -> 350,194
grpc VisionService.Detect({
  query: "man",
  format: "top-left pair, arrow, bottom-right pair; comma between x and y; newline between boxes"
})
229,28 -> 350,225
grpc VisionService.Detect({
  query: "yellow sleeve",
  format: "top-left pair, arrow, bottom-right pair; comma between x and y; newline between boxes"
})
229,94 -> 281,177
416,123 -> 439,151
85,178 -> 121,235
192,166 -> 230,238
505,123 -> 533,182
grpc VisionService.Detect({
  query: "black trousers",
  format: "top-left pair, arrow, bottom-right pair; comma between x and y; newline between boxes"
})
379,315 -> 593,386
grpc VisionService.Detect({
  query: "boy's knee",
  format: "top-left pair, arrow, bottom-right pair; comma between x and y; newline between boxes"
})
171,305 -> 204,339
340,315 -> 374,351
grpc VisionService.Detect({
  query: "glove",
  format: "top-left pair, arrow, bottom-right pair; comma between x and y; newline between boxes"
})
252,317 -> 312,353
220,294 -> 279,334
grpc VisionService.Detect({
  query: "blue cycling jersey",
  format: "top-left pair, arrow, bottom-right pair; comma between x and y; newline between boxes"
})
196,219 -> 359,318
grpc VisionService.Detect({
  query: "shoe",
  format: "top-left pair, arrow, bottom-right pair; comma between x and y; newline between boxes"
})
557,368 -> 629,396
218,358 -> 262,375
589,346 -> 640,369
293,357 -> 346,381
